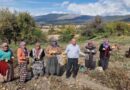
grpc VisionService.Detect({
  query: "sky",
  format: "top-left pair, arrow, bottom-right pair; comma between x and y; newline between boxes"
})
0,0 -> 130,16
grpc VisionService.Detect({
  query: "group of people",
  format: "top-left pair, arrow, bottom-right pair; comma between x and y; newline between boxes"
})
0,38 -> 112,84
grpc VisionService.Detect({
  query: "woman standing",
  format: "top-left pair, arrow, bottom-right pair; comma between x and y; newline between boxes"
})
99,39 -> 112,70
0,43 -> 14,82
45,39 -> 62,76
84,41 -> 96,70
17,41 -> 29,83
30,42 -> 45,79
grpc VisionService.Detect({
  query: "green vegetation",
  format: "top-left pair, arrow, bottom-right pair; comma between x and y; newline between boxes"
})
81,16 -> 130,40
59,25 -> 76,42
0,8 -> 130,44
0,8 -> 46,44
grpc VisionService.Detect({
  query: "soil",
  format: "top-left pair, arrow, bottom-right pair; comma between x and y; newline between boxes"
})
0,68 -> 113,90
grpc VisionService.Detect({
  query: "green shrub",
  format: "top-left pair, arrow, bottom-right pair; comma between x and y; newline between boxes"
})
59,26 -> 75,42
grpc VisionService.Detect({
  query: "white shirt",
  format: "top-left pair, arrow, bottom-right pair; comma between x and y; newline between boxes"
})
65,44 -> 80,58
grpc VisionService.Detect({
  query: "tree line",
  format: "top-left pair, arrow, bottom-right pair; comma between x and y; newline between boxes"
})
59,16 -> 130,42
81,16 -> 130,39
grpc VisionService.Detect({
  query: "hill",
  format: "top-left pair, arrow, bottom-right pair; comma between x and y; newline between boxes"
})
34,14 -> 130,24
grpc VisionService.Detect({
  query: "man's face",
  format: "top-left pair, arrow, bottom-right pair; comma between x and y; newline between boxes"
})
71,39 -> 76,45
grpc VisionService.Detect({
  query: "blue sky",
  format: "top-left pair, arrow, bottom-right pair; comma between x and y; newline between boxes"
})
0,0 -> 130,16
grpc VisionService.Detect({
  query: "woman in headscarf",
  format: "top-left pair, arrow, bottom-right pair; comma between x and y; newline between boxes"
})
30,42 -> 45,79
45,39 -> 62,76
99,39 -> 112,70
0,43 -> 14,82
17,41 -> 29,83
84,41 -> 96,70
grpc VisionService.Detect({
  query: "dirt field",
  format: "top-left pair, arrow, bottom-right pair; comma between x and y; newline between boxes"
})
0,36 -> 130,90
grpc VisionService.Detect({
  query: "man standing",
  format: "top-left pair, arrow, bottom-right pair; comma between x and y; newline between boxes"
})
65,39 -> 80,78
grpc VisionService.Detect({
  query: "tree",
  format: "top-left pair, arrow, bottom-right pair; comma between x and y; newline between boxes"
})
16,12 -> 36,42
0,8 -> 18,44
31,28 -> 47,43
0,9 -> 46,44
92,15 -> 104,33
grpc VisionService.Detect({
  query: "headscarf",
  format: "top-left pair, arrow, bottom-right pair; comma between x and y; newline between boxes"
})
19,41 -> 28,56
19,41 -> 26,48
1,43 -> 9,51
50,39 -> 58,47
2,43 -> 8,48
86,41 -> 94,48
103,40 -> 109,49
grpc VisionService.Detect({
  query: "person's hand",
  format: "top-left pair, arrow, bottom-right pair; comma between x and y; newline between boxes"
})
11,57 -> 15,61
5,59 -> 8,62
87,49 -> 90,52
103,48 -> 106,50
12,57 -> 14,59
91,50 -> 95,53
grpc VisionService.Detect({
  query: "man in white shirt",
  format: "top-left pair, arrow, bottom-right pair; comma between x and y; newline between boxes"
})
65,38 -> 80,78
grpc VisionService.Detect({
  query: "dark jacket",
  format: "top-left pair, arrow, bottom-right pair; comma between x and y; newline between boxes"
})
30,48 -> 45,61
99,44 -> 112,58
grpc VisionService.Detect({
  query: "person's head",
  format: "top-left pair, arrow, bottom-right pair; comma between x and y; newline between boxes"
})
71,38 -> 77,45
20,41 -> 26,49
50,39 -> 58,47
35,42 -> 41,50
2,43 -> 9,51
103,39 -> 109,45
87,41 -> 94,47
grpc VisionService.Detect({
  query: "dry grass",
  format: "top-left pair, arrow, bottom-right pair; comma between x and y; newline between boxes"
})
89,67 -> 130,90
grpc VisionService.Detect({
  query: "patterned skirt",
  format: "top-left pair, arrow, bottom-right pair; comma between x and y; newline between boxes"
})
32,60 -> 44,76
19,62 -> 28,82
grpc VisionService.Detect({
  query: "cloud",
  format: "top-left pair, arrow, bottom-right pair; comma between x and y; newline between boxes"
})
50,11 -> 67,14
61,1 -> 70,6
7,7 -> 66,16
66,0 -> 130,16
123,0 -> 130,7
1,0 -> 130,16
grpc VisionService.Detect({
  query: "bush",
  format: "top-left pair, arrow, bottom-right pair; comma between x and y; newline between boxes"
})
31,28 -> 47,43
59,26 -> 76,42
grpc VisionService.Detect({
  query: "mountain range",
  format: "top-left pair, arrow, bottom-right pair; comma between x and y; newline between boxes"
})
34,14 -> 130,25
